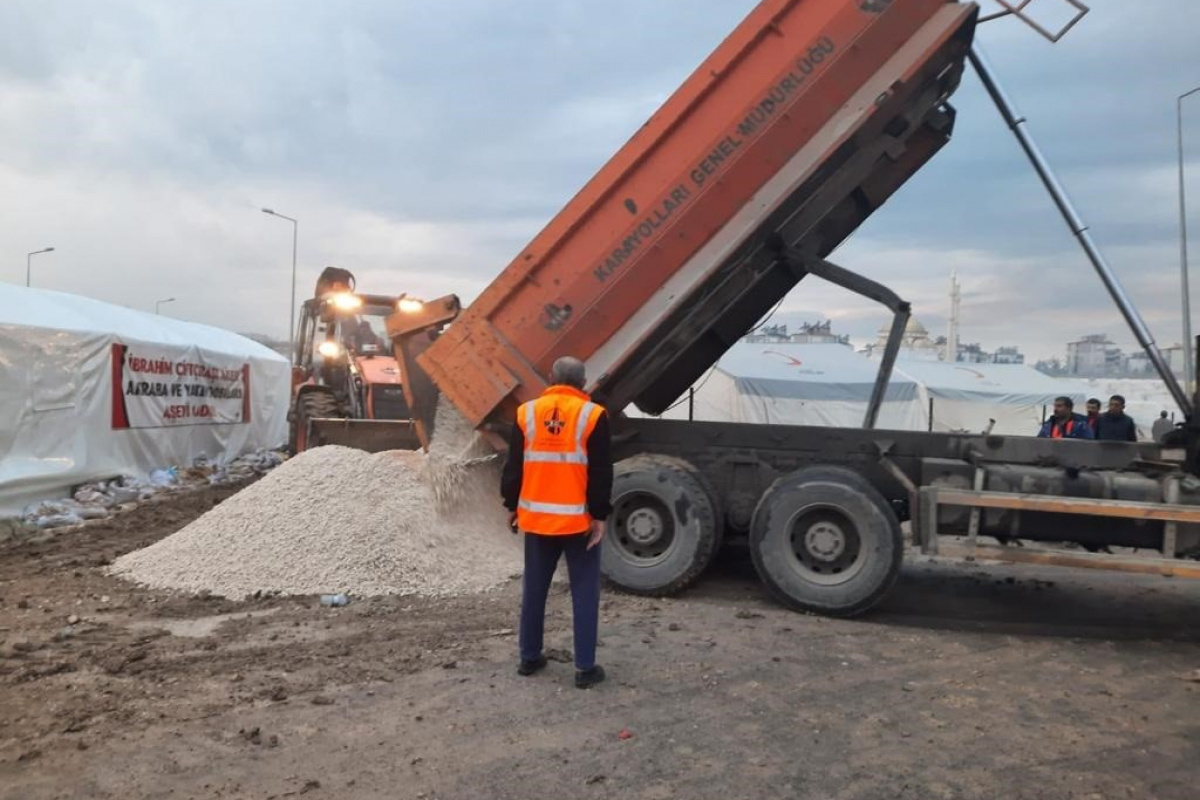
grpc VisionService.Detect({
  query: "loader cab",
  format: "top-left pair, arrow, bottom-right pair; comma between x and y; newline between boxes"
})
295,292 -> 402,383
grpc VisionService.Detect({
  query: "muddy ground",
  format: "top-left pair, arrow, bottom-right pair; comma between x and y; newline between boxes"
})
1,483 -> 1198,800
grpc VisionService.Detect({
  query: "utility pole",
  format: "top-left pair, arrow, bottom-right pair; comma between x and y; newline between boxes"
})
26,247 -> 55,287
1178,86 -> 1200,393
262,208 -> 299,356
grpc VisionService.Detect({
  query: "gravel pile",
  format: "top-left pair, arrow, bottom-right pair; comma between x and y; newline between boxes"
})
111,405 -> 520,599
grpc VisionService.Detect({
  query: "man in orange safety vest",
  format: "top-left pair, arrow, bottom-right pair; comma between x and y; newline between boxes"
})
501,356 -> 613,689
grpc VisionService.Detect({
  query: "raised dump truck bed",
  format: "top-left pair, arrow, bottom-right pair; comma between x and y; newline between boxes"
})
399,0 -> 1200,617
421,0 -> 979,431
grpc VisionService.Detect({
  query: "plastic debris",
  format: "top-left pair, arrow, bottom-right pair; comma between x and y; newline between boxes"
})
149,468 -> 179,487
14,449 -> 287,530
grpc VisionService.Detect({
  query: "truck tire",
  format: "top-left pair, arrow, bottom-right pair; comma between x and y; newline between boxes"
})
290,390 -> 344,454
602,455 -> 721,596
750,466 -> 902,618
670,456 -> 725,540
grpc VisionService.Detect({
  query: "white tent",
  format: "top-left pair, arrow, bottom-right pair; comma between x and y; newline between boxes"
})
888,359 -> 1092,436
0,286 -> 290,512
640,342 -> 925,430
635,342 -> 1097,437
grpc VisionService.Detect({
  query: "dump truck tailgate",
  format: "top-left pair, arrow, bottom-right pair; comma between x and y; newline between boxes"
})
421,0 -> 978,431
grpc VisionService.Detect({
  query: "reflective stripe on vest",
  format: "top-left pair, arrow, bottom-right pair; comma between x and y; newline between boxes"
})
524,451 -> 588,464
576,402 -> 595,453
524,401 -> 536,443
519,499 -> 587,515
516,389 -> 603,536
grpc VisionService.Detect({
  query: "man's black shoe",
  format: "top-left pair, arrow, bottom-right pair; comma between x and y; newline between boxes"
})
575,665 -> 606,689
517,655 -> 548,676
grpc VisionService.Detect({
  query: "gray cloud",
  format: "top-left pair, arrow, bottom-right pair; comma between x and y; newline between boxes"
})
1,0 -> 1197,366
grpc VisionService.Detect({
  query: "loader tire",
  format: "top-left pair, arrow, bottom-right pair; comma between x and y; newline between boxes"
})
290,390 -> 345,454
602,455 -> 721,597
750,466 -> 902,618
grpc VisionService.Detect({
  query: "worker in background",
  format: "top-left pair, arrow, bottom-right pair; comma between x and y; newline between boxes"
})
1037,396 -> 1094,439
501,356 -> 613,689
1085,398 -> 1102,437
353,319 -> 383,353
1152,410 -> 1174,443
1096,394 -> 1137,442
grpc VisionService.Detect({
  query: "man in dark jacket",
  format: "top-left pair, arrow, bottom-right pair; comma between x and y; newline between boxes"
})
1037,396 -> 1094,439
500,357 -> 613,689
1085,398 -> 1102,437
1096,395 -> 1137,442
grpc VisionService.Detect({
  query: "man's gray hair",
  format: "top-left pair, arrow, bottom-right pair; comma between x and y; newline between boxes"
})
551,356 -> 587,389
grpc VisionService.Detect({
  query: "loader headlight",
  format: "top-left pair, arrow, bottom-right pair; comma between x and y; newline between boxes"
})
397,297 -> 425,314
317,341 -> 344,359
329,293 -> 364,312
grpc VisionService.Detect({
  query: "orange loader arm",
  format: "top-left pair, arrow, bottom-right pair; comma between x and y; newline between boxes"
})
385,295 -> 462,451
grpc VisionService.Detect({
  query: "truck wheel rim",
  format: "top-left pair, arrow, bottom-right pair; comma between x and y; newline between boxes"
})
627,508 -> 665,546
785,507 -> 865,586
805,520 -> 847,562
613,492 -> 675,566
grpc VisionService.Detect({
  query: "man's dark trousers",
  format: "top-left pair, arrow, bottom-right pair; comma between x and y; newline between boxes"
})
519,532 -> 601,671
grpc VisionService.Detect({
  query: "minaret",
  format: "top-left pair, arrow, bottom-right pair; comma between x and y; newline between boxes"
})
946,270 -> 961,363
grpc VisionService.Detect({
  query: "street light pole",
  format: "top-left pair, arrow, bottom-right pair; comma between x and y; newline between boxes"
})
262,208 -> 299,357
1178,86 -> 1200,394
156,297 -> 176,315
26,247 -> 55,287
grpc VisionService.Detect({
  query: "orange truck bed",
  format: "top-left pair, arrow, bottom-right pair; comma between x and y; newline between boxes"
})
421,0 -> 979,434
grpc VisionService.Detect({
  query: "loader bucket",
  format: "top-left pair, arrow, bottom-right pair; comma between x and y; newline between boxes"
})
392,328 -> 442,451
306,418 -> 424,453
386,294 -> 463,451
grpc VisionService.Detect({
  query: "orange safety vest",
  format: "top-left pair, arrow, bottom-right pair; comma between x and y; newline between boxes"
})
1051,419 -> 1074,439
516,385 -> 605,535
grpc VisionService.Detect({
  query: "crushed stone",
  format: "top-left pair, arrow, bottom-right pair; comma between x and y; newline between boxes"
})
111,404 -> 520,599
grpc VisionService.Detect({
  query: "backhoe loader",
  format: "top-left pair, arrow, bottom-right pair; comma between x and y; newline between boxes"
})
287,266 -> 458,453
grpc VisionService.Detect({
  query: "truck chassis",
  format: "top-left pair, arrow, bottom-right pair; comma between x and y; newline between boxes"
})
606,419 -> 1200,616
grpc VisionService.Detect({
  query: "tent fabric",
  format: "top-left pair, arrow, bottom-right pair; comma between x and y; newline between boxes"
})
639,342 -> 925,430
634,342 -> 1098,438
0,285 -> 290,513
884,358 -> 1092,436
890,360 -> 1079,403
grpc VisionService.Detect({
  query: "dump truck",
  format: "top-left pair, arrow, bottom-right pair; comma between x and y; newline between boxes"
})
386,0 -> 1200,617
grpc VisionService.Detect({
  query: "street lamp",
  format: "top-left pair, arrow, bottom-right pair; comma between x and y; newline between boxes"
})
26,247 -> 54,287
156,297 -> 176,315
261,208 -> 299,356
1178,85 -> 1200,393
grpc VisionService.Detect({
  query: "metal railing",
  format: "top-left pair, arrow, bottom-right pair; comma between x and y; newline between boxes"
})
979,0 -> 1090,42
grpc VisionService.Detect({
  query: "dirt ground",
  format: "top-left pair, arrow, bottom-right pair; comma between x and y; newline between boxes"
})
2,483 -> 1198,800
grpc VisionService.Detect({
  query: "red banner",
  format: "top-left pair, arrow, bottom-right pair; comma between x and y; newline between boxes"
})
111,343 -> 252,429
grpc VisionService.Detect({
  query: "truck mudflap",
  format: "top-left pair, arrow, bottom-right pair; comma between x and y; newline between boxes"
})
306,418 -> 423,453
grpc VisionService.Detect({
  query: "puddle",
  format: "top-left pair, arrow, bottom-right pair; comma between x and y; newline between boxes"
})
127,607 -> 282,638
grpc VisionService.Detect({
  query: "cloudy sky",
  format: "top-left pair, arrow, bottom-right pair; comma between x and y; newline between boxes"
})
1,0 -> 1197,361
